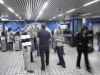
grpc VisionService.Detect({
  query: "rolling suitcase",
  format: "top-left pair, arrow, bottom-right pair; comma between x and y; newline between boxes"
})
1,36 -> 7,52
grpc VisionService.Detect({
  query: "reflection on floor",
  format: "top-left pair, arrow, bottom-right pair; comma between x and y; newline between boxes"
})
0,44 -> 100,75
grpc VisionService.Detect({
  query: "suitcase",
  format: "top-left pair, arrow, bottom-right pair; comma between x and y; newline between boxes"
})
1,37 -> 7,52
15,36 -> 20,51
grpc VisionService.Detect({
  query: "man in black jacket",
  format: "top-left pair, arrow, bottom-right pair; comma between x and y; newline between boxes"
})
76,26 -> 92,73
37,24 -> 51,71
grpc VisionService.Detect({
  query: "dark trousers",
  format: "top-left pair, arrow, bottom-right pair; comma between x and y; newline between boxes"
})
56,46 -> 65,66
55,46 -> 64,54
8,42 -> 13,50
76,48 -> 91,70
40,48 -> 49,69
30,51 -> 34,62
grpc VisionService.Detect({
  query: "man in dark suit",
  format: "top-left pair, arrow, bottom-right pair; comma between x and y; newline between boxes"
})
75,26 -> 92,73
37,24 -> 51,71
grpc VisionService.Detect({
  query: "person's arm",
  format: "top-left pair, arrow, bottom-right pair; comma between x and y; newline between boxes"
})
37,31 -> 39,38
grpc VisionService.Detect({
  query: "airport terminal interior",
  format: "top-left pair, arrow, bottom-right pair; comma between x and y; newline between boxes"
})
0,0 -> 100,75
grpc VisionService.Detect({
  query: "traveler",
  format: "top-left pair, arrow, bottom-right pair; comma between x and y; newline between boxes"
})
37,24 -> 51,71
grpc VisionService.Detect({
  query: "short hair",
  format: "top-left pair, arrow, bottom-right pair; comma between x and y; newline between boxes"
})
41,24 -> 46,29
82,26 -> 88,32
8,28 -> 11,32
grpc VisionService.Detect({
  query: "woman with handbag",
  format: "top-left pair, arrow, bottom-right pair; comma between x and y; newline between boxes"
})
75,26 -> 92,73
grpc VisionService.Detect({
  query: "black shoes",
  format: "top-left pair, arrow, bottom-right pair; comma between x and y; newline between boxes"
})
57,63 -> 62,65
62,65 -> 66,68
87,68 -> 92,73
57,63 -> 66,68
46,63 -> 49,66
76,66 -> 81,69
41,67 -> 45,71
27,70 -> 34,73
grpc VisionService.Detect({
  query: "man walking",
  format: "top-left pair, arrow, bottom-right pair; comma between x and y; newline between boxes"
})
37,24 -> 51,71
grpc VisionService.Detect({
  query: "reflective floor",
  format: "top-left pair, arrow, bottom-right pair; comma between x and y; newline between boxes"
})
0,42 -> 100,75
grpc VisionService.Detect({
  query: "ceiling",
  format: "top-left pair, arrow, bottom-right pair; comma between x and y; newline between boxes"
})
0,0 -> 100,21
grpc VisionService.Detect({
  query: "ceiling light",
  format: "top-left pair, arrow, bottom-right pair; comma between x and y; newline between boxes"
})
66,9 -> 76,13
81,13 -> 91,16
19,17 -> 21,19
49,19 -> 52,21
0,0 -> 4,4
8,7 -> 14,13
39,11 -> 43,16
15,13 -> 19,17
92,15 -> 100,18
42,2 -> 48,10
35,2 -> 48,21
83,0 -> 99,7
58,14 -> 63,17
52,17 -> 56,19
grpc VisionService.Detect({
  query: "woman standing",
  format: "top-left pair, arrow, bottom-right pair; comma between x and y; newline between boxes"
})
76,26 -> 92,73
54,27 -> 66,68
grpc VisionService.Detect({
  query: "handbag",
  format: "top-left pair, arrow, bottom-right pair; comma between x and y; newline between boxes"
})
88,43 -> 94,53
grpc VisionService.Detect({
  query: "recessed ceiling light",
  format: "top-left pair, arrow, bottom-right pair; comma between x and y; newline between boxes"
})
92,15 -> 100,18
66,9 -> 76,13
49,19 -> 52,21
42,2 -> 48,10
19,17 -> 21,19
15,13 -> 19,17
35,2 -> 49,21
0,0 -> 4,4
81,13 -> 91,16
58,14 -> 63,17
52,17 -> 56,19
8,7 -> 14,13
83,0 -> 99,7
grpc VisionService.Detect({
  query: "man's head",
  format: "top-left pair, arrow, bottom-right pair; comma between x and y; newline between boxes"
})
8,28 -> 11,32
41,24 -> 46,29
82,26 -> 88,34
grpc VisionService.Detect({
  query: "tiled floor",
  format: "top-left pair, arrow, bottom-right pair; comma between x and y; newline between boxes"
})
0,43 -> 100,75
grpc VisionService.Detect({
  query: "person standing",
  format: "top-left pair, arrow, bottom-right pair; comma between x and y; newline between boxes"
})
7,28 -> 14,51
54,27 -> 66,68
21,31 -> 34,73
37,24 -> 51,71
75,26 -> 92,73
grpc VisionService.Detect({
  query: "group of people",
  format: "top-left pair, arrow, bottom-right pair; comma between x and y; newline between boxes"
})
20,24 -> 66,73
0,24 -> 94,74
21,24 -> 93,74
1,28 -> 15,51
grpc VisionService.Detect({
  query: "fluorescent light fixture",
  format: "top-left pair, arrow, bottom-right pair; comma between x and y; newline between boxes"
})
92,15 -> 100,18
49,19 -> 52,21
0,0 -> 4,4
19,17 -> 21,19
52,17 -> 56,19
66,9 -> 76,13
8,7 -> 14,13
15,13 -> 19,17
81,13 -> 91,16
39,11 -> 43,16
42,2 -> 48,10
83,0 -> 99,7
35,2 -> 48,21
58,14 -> 63,17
